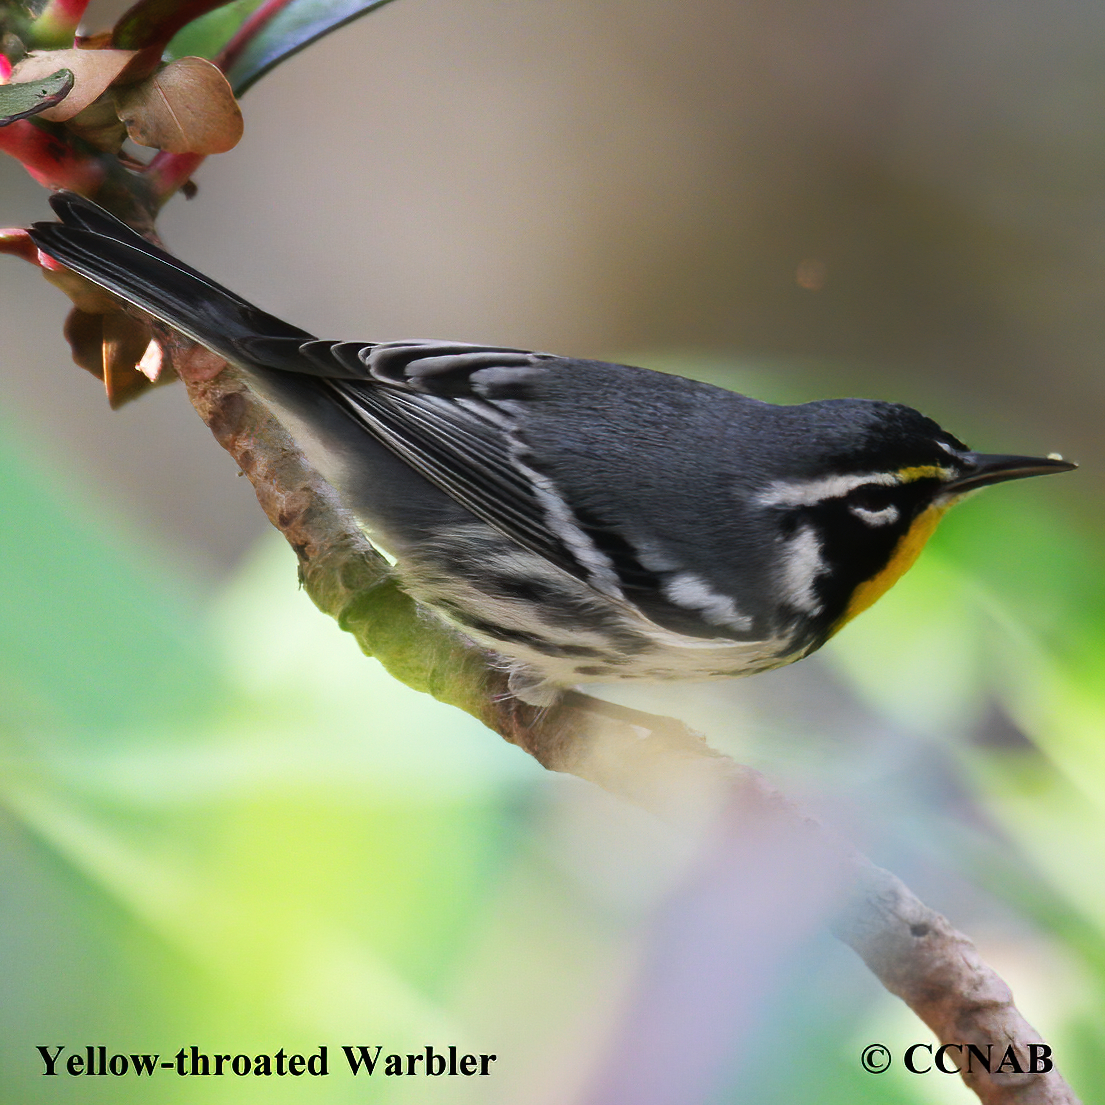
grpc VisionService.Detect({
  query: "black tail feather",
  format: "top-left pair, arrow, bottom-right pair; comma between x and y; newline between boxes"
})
28,192 -> 314,362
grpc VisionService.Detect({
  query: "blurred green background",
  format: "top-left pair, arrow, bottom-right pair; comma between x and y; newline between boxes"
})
1,0 -> 1104,1101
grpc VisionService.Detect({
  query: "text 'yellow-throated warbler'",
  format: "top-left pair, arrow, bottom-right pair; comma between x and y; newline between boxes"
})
29,193 -> 1076,704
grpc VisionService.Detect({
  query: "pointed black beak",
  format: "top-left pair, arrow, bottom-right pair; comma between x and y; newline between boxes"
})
943,452 -> 1078,495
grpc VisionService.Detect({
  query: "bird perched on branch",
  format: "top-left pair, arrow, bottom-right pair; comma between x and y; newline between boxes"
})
29,192 -> 1075,704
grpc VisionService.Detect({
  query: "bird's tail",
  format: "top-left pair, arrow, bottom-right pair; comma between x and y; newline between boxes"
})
28,192 -> 314,362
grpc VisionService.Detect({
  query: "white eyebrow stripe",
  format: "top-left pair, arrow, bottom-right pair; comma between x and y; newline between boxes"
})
757,471 -> 899,508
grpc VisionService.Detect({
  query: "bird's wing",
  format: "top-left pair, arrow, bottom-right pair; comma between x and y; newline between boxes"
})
242,336 -> 640,599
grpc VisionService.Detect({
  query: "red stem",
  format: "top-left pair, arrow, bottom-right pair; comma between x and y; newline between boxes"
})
0,121 -> 105,193
0,228 -> 40,264
143,149 -> 205,204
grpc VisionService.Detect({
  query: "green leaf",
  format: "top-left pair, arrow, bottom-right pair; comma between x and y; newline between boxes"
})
0,67 -> 73,126
163,0 -> 265,61
222,0 -> 398,96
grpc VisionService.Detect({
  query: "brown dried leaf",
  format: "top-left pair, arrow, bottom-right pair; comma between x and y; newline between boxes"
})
12,48 -> 138,122
114,56 -> 243,155
65,98 -> 128,152
42,264 -> 119,313
102,310 -> 156,407
64,307 -> 107,380
63,307 -> 159,406
76,32 -> 114,50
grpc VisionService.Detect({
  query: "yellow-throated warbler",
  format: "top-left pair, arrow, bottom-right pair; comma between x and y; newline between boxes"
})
29,193 -> 1076,703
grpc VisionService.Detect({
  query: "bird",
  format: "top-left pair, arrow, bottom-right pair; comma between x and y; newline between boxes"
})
28,192 -> 1076,705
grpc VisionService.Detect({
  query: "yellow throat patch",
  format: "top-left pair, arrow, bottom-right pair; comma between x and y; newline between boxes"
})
831,500 -> 951,634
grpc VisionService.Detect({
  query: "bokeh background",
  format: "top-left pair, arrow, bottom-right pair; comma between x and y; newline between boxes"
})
1,0 -> 1104,1101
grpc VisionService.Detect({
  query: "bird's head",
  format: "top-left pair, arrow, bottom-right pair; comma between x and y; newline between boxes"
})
751,398 -> 1076,647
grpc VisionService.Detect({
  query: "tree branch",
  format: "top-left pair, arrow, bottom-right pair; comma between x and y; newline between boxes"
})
165,336 -> 1081,1104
